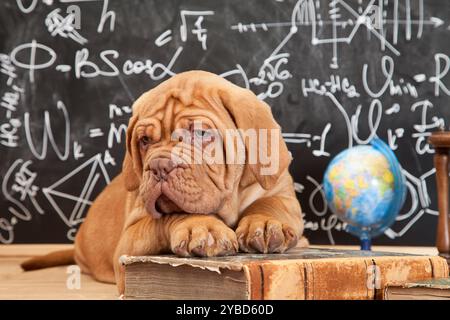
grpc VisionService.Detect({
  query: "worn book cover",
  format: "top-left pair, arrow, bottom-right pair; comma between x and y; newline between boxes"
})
120,248 -> 449,300
384,277 -> 450,300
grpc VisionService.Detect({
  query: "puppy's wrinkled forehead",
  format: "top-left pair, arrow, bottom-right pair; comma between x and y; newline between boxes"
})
131,71 -> 238,122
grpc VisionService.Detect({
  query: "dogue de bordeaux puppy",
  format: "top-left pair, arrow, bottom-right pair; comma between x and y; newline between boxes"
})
22,70 -> 307,295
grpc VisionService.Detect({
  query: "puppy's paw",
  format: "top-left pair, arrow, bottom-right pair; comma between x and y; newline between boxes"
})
235,215 -> 298,253
170,216 -> 238,257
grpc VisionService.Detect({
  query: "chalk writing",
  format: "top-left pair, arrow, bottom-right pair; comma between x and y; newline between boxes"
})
1,0 -> 449,245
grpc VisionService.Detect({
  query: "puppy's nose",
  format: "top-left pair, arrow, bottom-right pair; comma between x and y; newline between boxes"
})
149,158 -> 177,181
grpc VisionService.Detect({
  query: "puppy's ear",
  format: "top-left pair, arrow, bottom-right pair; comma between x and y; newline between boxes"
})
220,88 -> 291,190
122,115 -> 141,191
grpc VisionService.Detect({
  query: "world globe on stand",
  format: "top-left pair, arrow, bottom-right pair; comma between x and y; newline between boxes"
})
323,138 -> 406,250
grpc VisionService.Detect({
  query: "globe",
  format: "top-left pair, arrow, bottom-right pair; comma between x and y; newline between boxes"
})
323,138 -> 406,250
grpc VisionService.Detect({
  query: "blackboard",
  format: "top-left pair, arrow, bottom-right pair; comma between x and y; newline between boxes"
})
1,0 -> 449,246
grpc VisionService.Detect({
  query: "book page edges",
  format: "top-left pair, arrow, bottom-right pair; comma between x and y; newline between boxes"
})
120,254 -> 245,273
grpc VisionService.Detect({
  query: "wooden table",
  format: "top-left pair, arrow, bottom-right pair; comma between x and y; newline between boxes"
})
0,244 -> 117,300
0,244 -> 439,300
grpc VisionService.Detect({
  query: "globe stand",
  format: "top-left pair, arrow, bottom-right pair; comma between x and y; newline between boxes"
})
360,238 -> 372,251
347,226 -> 373,251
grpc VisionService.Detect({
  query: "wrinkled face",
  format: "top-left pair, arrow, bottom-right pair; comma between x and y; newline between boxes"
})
123,71 -> 291,221
130,99 -> 239,219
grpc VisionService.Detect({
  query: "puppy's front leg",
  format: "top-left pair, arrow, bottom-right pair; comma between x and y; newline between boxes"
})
236,196 -> 303,254
113,214 -> 238,295
167,214 -> 238,258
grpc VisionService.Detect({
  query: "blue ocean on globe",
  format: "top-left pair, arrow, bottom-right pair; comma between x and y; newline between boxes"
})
323,138 -> 406,243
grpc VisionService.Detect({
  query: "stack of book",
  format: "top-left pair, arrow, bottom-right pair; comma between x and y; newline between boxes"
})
120,248 -> 449,300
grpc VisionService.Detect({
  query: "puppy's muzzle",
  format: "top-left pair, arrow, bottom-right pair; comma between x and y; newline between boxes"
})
149,158 -> 177,181
144,157 -> 188,219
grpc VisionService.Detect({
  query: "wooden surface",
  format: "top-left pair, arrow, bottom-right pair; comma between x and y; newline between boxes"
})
0,244 -> 439,300
0,244 -> 117,300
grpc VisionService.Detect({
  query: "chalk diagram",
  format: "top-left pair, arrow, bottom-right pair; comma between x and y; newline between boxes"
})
231,0 -> 444,68
42,154 -> 110,240
384,168 -> 438,239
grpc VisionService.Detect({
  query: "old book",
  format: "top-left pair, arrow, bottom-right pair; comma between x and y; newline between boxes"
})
120,248 -> 449,300
384,277 -> 450,300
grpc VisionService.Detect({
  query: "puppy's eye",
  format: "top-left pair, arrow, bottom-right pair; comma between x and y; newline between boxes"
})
139,136 -> 151,149
193,130 -> 211,139
193,129 -> 215,146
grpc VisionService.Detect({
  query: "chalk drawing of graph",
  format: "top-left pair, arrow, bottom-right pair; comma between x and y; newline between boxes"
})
232,0 -> 443,69
42,154 -> 110,229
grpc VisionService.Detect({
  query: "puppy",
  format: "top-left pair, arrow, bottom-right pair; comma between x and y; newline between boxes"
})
22,71 -> 306,294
